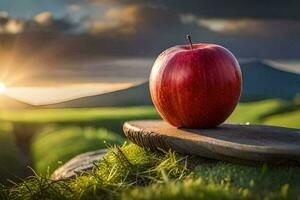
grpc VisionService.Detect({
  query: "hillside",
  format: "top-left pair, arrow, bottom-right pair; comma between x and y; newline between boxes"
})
240,59 -> 300,101
0,94 -> 32,109
42,82 -> 152,108
42,59 -> 300,108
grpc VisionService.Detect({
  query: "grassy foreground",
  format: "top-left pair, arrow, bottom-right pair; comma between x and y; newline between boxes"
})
31,126 -> 124,173
0,99 -> 299,199
0,123 -> 23,183
1,144 -> 300,200
30,99 -> 299,174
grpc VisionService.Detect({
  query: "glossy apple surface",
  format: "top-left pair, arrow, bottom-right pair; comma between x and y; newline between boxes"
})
149,43 -> 242,128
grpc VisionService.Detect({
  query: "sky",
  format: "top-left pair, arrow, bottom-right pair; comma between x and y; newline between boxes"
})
0,0 -> 299,104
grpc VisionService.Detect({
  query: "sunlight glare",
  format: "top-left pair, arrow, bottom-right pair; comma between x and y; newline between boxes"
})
0,82 -> 6,93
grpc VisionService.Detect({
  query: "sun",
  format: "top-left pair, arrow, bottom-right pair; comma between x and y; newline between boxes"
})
0,82 -> 6,93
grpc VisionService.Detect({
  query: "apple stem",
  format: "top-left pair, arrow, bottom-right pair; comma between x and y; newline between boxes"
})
187,35 -> 193,50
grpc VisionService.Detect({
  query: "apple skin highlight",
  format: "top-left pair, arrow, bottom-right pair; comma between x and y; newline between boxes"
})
149,43 -> 242,128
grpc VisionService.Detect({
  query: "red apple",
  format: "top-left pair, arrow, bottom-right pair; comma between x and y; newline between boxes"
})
149,36 -> 242,128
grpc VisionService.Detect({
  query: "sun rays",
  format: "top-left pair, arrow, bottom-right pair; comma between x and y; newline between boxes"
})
0,82 -> 6,93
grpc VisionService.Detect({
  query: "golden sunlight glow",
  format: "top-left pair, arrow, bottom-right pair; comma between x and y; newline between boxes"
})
5,82 -> 135,105
0,82 -> 6,93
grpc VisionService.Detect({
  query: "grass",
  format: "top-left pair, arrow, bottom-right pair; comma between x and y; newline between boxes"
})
29,99 -> 296,176
0,106 -> 160,176
0,98 -> 299,199
0,144 -> 189,200
0,122 -> 23,184
227,99 -> 283,123
1,99 -> 299,177
31,126 -> 124,174
1,144 -> 300,199
0,99 -> 297,126
263,109 -> 300,128
122,179 -> 246,200
0,107 -> 159,128
193,162 -> 300,198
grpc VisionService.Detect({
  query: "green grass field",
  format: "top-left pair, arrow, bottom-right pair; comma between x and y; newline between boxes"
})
0,122 -> 23,183
31,126 -> 124,173
0,98 -> 299,199
1,144 -> 300,199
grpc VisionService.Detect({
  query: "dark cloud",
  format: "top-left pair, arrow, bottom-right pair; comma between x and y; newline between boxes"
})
87,0 -> 300,20
1,3 -> 300,62
73,2 -> 300,58
0,11 -> 75,34
87,5 -> 140,35
180,15 -> 300,38
28,11 -> 75,33
0,0 -> 300,86
0,12 -> 24,34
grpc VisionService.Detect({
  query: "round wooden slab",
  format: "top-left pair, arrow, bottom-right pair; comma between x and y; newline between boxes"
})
123,120 -> 300,164
52,149 -> 107,180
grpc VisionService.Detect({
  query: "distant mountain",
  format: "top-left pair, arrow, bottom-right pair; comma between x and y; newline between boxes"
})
0,95 -> 32,109
42,82 -> 152,108
240,59 -> 300,101
42,59 -> 300,108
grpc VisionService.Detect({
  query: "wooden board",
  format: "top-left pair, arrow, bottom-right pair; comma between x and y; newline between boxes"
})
52,149 -> 107,180
123,120 -> 300,164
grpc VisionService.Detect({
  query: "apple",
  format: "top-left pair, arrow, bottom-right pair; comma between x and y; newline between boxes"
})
149,35 -> 242,128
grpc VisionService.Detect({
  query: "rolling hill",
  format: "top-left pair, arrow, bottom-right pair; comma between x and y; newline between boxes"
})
240,59 -> 300,101
0,94 -> 32,109
42,82 -> 152,108
41,59 -> 300,108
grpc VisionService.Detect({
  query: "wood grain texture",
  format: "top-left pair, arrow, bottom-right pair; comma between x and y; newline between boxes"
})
123,120 -> 300,164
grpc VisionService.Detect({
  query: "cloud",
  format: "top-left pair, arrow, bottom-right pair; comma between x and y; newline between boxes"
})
180,14 -> 300,37
34,12 -> 53,25
106,5 -> 138,25
0,0 -> 300,85
0,11 -> 76,34
0,19 -> 24,34
88,5 -> 139,34
87,0 -> 300,20
67,4 -> 81,13
0,0 -> 300,87
0,13 -> 24,34
0,11 -> 8,18
84,0 -> 300,40
87,0 -> 117,4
